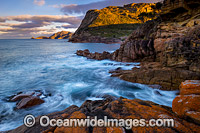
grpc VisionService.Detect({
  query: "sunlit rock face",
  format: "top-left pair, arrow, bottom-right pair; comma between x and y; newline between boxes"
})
69,3 -> 161,44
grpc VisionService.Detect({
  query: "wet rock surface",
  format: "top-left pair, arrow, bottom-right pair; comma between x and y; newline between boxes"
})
76,49 -> 112,60
16,96 -> 44,109
9,81 -> 200,133
110,62 -> 200,90
7,91 -> 47,109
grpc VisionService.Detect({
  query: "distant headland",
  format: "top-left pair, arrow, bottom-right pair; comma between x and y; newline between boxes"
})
31,31 -> 73,39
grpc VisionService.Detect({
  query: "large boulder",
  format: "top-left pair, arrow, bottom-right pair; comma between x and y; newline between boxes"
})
10,93 -> 35,102
180,80 -> 200,95
172,80 -> 200,124
16,96 -> 44,109
7,91 -> 46,109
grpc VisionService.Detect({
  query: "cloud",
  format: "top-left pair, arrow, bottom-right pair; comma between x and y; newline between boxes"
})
61,0 -> 162,15
61,24 -> 79,29
0,15 -> 81,27
0,26 -> 59,39
34,0 -> 45,6
1,15 -> 80,23
0,18 -> 5,22
0,15 -> 81,39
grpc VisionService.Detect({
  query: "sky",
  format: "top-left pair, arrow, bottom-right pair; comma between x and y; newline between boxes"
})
0,0 -> 160,39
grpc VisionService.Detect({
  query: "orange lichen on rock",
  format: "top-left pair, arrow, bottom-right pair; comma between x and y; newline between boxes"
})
172,80 -> 200,125
54,111 -> 88,133
180,80 -> 200,95
172,95 -> 200,117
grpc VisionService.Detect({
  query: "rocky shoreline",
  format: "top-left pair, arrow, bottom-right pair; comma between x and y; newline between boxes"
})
8,80 -> 200,133
5,0 -> 200,132
75,0 -> 200,90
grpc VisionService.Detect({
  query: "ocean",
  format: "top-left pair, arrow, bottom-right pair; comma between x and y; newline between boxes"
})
0,39 -> 178,131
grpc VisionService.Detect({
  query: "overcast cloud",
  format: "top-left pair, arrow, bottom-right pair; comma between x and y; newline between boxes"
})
61,0 -> 161,15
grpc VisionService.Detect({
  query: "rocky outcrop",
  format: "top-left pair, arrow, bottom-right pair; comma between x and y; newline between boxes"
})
172,80 -> 200,125
31,31 -> 73,39
7,91 -> 46,109
16,96 -> 44,109
76,49 -> 111,60
69,3 -> 161,44
161,0 -> 200,21
110,62 -> 200,90
9,81 -> 200,133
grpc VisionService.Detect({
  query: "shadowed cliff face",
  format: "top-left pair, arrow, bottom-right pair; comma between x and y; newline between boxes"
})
69,3 -> 161,44
161,0 -> 200,21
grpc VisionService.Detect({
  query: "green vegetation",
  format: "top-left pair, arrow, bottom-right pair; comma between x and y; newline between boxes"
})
87,24 -> 140,39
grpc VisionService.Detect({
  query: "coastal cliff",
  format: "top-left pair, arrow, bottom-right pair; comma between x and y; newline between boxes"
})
31,31 -> 73,39
8,1 -> 200,132
76,0 -> 200,90
69,3 -> 161,44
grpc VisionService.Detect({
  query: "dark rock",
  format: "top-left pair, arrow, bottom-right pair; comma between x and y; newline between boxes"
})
154,90 -> 163,96
10,93 -> 35,102
110,62 -> 200,90
76,49 -> 111,60
16,96 -> 44,109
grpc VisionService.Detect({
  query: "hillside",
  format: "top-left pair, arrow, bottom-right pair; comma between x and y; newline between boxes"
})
31,31 -> 73,39
69,3 -> 162,44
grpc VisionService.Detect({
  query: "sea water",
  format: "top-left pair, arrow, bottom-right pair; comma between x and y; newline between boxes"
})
0,39 -> 178,131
